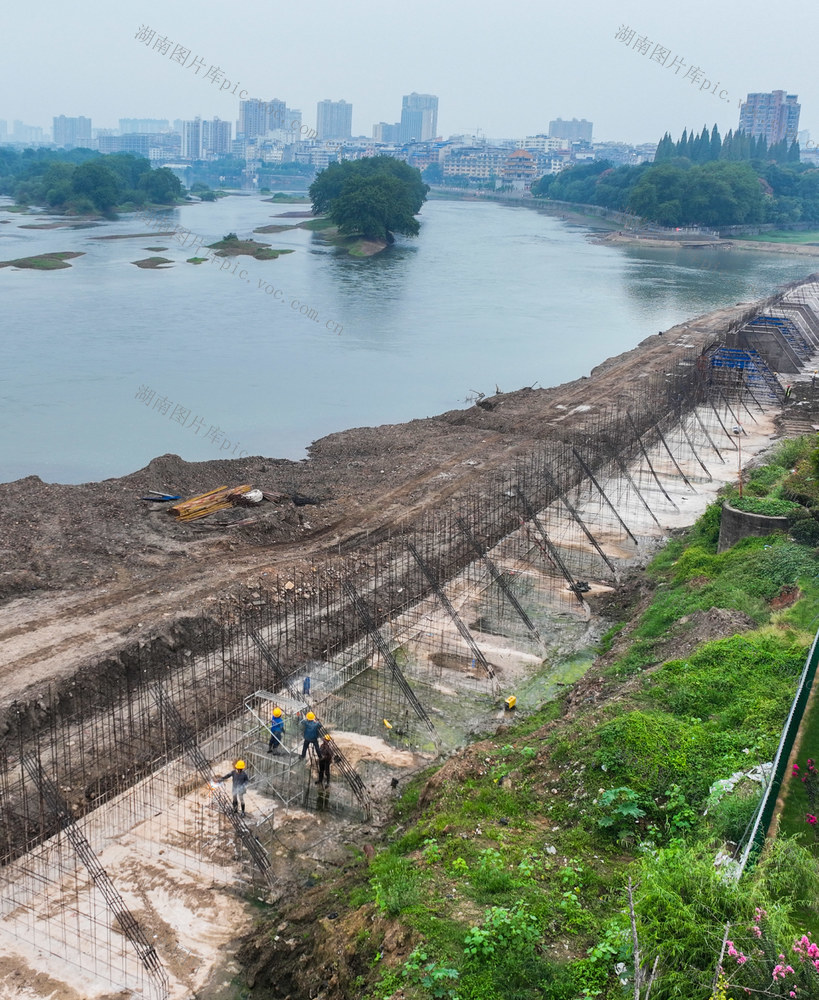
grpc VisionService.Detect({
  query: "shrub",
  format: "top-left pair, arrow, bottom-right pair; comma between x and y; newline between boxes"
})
686,501 -> 722,551
595,787 -> 646,842
464,904 -> 540,961
790,517 -> 819,546
729,496 -> 802,517
707,786 -> 762,843
403,949 -> 460,1000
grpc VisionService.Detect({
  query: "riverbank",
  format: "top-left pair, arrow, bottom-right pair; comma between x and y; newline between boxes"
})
596,229 -> 819,256
0,281 -> 793,709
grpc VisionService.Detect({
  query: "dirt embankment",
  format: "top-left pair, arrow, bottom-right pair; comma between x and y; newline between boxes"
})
0,298 -> 775,706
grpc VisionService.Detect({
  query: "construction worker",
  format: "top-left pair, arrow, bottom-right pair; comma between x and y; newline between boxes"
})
300,711 -> 321,759
218,759 -> 250,814
268,707 -> 285,754
317,733 -> 334,787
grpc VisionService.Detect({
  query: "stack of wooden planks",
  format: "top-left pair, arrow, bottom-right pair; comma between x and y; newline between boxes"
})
169,485 -> 253,521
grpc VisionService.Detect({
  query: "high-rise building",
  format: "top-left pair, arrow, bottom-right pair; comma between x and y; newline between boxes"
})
202,117 -> 232,156
399,93 -> 438,143
548,118 -> 593,142
316,100 -> 353,140
12,120 -> 45,144
285,108 -> 302,137
98,133 -> 153,155
53,115 -> 92,148
239,98 -> 288,138
373,122 -> 401,143
119,118 -> 170,134
181,118 -> 202,159
739,91 -> 800,146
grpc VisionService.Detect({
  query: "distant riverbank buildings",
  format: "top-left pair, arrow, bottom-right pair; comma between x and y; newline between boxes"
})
739,91 -> 800,148
7,97 -> 656,192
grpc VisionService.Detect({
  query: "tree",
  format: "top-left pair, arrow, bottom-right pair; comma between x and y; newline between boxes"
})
139,166 -> 182,204
309,156 -> 428,241
70,161 -> 121,212
710,124 -> 722,162
422,162 -> 443,185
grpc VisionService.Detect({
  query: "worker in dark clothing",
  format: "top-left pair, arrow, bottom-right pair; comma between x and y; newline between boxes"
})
218,759 -> 250,813
268,707 -> 285,753
300,711 -> 321,759
317,733 -> 334,787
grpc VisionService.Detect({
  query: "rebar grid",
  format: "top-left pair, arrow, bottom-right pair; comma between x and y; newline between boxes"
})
0,316 -> 802,997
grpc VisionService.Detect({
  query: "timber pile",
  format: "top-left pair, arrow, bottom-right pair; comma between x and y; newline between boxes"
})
169,485 -> 254,522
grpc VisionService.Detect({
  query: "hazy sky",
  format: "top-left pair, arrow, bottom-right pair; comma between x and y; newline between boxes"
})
3,0 -> 817,145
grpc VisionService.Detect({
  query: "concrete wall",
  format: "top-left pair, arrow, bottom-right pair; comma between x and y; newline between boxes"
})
736,328 -> 801,372
718,502 -> 789,553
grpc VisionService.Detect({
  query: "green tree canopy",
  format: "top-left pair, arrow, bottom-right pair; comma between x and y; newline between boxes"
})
309,156 -> 428,240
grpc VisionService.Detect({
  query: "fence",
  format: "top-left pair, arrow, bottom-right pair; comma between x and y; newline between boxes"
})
738,626 -> 819,873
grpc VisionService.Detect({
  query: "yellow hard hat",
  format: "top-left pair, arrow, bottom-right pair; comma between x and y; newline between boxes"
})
273,707 -> 282,717
306,712 -> 316,721
235,760 -> 246,769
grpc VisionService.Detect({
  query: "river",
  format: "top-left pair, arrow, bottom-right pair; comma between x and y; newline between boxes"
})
1,194 -> 815,484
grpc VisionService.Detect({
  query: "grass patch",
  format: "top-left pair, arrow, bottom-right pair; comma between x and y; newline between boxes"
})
629,535 -> 818,646
207,237 -> 292,260
732,229 -> 819,244
0,251 -> 84,269
263,193 -> 311,203
729,496 -> 802,516
299,217 -> 335,231
131,256 -> 173,269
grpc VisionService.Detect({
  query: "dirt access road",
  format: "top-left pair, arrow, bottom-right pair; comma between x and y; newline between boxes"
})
0,302 -> 762,711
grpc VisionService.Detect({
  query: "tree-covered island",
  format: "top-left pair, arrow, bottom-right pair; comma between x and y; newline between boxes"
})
309,156 -> 429,246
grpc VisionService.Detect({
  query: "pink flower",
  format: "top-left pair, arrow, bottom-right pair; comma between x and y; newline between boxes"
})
737,954 -> 747,965
807,814 -> 817,825
753,926 -> 762,938
794,764 -> 801,774
728,942 -> 737,957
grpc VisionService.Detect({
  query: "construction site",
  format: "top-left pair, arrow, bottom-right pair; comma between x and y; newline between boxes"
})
2,276 -> 819,999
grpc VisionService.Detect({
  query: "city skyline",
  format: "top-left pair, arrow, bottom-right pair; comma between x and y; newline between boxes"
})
1,0 -> 816,147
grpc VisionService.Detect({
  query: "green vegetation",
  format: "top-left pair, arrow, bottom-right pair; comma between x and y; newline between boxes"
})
131,256 -> 173,269
0,251 -> 84,269
309,156 -> 429,242
240,436 -> 819,1000
264,192 -> 311,203
532,125 -> 819,228
734,229 -> 819,243
0,148 -> 182,217
206,235 -> 292,260
729,496 -> 802,516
